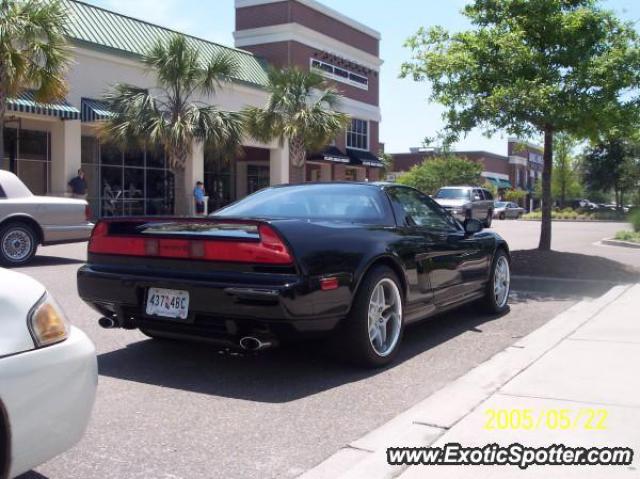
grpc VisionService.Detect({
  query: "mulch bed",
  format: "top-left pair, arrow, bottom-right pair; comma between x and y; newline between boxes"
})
510,249 -> 640,283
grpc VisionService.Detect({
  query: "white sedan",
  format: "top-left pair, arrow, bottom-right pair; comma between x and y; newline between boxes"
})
0,170 -> 94,266
0,269 -> 97,478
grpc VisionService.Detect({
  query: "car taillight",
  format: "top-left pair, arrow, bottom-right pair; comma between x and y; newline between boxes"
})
88,222 -> 293,265
85,204 -> 92,221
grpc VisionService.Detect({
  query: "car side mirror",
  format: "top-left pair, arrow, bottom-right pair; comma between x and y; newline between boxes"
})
474,195 -> 481,201
464,218 -> 483,235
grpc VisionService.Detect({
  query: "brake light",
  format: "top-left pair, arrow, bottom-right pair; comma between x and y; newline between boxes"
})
85,205 -> 93,221
88,222 -> 293,264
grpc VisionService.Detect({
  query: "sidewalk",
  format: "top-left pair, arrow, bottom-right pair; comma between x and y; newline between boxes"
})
302,283 -> 640,479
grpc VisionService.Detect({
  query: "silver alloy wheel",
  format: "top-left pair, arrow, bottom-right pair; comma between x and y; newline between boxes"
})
2,227 -> 33,262
494,255 -> 510,308
367,278 -> 402,357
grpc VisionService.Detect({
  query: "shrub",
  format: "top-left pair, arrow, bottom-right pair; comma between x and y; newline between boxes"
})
615,230 -> 640,242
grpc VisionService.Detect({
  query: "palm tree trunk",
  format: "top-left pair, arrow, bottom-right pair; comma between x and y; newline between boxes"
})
173,167 -> 188,216
288,137 -> 306,184
539,126 -> 554,251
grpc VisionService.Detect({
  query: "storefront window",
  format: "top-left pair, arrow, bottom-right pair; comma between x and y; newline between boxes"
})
1,127 -> 50,195
345,167 -> 358,181
247,164 -> 269,194
81,137 -> 173,217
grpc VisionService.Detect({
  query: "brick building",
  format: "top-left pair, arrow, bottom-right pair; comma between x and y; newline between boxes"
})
390,139 -> 545,208
389,148 -> 513,190
234,0 -> 384,182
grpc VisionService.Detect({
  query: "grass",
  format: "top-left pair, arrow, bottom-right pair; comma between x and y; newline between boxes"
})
522,207 -> 627,221
614,230 -> 640,243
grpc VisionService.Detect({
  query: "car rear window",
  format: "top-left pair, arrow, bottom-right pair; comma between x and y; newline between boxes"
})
435,188 -> 470,200
215,184 -> 393,225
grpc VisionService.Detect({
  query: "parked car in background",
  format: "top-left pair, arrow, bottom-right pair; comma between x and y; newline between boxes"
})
77,183 -> 511,368
0,268 -> 97,478
571,199 -> 598,210
433,186 -> 495,227
0,170 -> 94,266
493,201 -> 525,220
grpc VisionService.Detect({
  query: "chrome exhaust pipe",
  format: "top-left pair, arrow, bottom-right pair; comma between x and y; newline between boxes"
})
239,336 -> 274,351
98,316 -> 118,329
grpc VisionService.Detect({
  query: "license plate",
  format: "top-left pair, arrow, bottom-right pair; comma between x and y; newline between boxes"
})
145,288 -> 189,319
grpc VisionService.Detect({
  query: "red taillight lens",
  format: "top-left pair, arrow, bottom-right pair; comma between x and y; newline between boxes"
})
85,205 -> 92,221
87,222 -> 293,265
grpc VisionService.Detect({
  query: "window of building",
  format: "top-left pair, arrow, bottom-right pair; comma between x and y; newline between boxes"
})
347,119 -> 368,151
247,164 -> 270,194
1,127 -> 50,195
81,137 -> 173,217
204,146 -> 235,211
310,58 -> 369,90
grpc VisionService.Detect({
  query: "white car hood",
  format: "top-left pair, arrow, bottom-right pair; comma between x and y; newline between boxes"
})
434,198 -> 468,208
0,269 -> 45,355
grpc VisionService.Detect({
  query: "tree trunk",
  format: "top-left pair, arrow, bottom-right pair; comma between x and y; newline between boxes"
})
288,137 -> 306,184
538,126 -> 554,251
173,167 -> 188,216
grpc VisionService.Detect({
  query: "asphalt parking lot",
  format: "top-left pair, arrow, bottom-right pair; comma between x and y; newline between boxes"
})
17,220 -> 629,479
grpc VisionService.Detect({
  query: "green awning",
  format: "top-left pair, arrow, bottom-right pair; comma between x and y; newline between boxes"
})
485,177 -> 499,186
7,90 -> 79,119
498,179 -> 513,189
81,98 -> 113,122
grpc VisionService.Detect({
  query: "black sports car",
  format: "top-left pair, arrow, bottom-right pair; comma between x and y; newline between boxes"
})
77,183 -> 511,367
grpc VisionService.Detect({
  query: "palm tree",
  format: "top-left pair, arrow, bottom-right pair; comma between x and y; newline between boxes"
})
243,68 -> 349,183
102,35 -> 244,215
0,0 -> 71,162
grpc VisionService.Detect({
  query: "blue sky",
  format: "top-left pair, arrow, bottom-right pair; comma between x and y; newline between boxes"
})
89,0 -> 640,156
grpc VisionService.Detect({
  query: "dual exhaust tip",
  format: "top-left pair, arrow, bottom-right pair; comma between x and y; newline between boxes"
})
238,336 -> 274,352
98,317 -> 274,352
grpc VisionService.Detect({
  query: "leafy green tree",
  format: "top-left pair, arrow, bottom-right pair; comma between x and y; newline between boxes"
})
0,0 -> 71,161
397,155 -> 482,194
243,68 -> 349,184
583,139 -> 640,209
379,150 -> 394,176
552,133 -> 583,206
102,35 -> 244,215
401,0 -> 640,250
504,188 -> 527,203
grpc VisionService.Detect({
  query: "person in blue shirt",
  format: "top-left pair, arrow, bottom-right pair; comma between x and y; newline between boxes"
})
193,181 -> 206,215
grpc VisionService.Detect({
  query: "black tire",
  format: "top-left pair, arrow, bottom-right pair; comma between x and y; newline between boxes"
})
336,265 -> 404,368
481,249 -> 510,314
499,212 -> 506,220
0,222 -> 38,266
484,211 -> 493,228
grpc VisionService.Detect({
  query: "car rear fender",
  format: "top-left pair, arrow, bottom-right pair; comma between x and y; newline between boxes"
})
350,253 -> 408,313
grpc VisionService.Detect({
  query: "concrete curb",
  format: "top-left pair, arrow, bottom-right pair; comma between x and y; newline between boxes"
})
298,285 -> 631,479
518,219 -> 627,223
601,238 -> 640,249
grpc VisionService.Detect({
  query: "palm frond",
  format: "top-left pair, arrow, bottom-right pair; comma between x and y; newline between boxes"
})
244,67 -> 349,150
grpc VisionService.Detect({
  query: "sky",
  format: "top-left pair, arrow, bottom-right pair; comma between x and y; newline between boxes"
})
88,0 -> 640,157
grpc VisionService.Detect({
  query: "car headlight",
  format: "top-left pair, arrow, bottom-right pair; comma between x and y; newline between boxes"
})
28,293 -> 70,347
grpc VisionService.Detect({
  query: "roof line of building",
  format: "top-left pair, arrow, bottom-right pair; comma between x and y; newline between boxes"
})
70,0 -> 259,58
390,149 -> 509,160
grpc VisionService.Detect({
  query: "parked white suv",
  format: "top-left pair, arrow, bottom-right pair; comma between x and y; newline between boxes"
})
434,186 -> 495,227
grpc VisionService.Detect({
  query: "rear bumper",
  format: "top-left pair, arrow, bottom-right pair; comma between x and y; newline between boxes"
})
77,266 -> 347,342
1,327 -> 97,478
